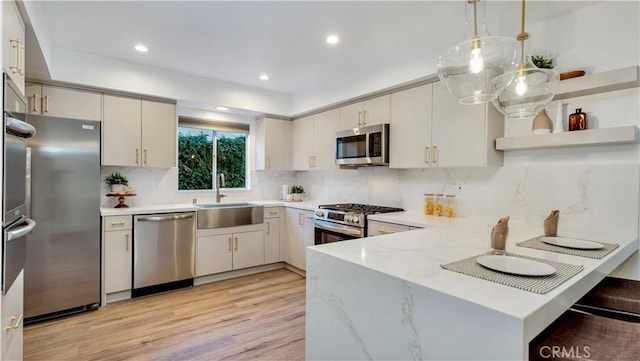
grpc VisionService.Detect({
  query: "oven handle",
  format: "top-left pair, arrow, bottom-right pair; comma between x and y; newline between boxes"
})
6,218 -> 36,241
314,219 -> 363,237
5,117 -> 36,138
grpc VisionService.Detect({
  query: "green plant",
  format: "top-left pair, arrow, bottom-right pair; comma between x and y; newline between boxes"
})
290,185 -> 304,194
104,172 -> 128,186
530,54 -> 554,69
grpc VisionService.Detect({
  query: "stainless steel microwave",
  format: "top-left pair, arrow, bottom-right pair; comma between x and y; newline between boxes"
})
335,123 -> 389,167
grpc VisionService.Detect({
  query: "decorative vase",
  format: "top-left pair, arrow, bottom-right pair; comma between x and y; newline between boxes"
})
111,184 -> 125,193
553,102 -> 566,133
568,108 -> 587,131
532,109 -> 552,135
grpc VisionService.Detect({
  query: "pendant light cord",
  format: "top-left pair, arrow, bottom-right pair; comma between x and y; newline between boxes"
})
470,0 -> 480,49
516,0 -> 529,76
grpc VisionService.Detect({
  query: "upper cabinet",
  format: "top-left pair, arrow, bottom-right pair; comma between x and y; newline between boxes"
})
2,0 -> 25,94
339,95 -> 390,129
102,94 -> 176,168
255,116 -> 292,171
390,84 -> 433,168
291,109 -> 340,170
431,82 -> 503,167
25,83 -> 102,121
390,82 -> 503,168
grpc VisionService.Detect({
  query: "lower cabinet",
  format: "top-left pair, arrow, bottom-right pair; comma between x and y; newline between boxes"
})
284,208 -> 315,270
103,216 -> 133,296
368,220 -> 422,237
196,225 -> 265,277
264,207 -> 282,264
1,270 -> 23,361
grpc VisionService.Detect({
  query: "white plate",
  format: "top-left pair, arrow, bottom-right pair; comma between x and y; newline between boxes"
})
476,255 -> 556,276
541,237 -> 604,250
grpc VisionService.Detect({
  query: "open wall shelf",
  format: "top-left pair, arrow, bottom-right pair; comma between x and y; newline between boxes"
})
554,66 -> 639,101
496,126 -> 639,151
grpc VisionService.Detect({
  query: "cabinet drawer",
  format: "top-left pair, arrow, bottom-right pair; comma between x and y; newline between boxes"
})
264,207 -> 281,219
367,220 -> 410,236
104,216 -> 132,231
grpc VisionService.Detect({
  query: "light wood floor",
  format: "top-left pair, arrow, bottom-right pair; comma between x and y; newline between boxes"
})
24,269 -> 306,360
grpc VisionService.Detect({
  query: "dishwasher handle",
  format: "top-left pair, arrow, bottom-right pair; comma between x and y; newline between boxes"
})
137,214 -> 194,222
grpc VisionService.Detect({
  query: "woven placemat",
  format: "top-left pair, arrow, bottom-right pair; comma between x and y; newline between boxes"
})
516,236 -> 619,259
441,252 -> 583,294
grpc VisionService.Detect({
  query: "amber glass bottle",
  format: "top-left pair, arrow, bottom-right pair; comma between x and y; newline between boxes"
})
568,108 -> 587,131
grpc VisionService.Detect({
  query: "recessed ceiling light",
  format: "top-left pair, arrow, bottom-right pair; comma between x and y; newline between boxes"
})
326,34 -> 340,44
216,106 -> 229,111
134,44 -> 148,52
259,74 -> 269,81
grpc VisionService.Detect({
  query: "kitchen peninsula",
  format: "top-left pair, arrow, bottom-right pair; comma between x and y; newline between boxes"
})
305,221 -> 638,360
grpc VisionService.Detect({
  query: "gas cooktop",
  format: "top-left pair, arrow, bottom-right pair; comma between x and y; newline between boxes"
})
318,203 -> 404,215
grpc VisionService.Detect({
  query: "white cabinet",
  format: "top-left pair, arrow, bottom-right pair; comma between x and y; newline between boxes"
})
390,84 -> 433,168
102,95 -> 176,168
196,226 -> 265,276
255,117 -> 292,170
1,270 -> 23,361
367,220 -> 411,237
391,82 -> 503,168
291,109 -> 340,170
284,208 -> 314,270
103,216 -> 133,295
340,95 -> 390,129
264,207 -> 282,264
2,0 -> 25,94
25,82 -> 102,121
431,82 -> 503,167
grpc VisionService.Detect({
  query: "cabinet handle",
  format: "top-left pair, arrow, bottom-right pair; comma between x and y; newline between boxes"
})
362,110 -> 367,126
299,213 -> 304,225
228,237 -> 232,251
357,111 -> 362,127
424,146 -> 430,164
136,149 -> 140,165
266,221 -> 270,235
234,237 -> 239,251
6,314 -> 23,330
32,94 -> 39,112
144,149 -> 148,165
267,156 -> 271,169
268,211 -> 278,216
44,95 -> 50,113
9,39 -> 24,76
20,42 -> 25,76
111,221 -> 125,226
433,145 -> 438,165
378,229 -> 395,235
125,234 -> 129,251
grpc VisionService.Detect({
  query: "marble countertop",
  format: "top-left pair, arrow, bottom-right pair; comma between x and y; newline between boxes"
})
100,199 -> 320,216
309,223 -> 638,324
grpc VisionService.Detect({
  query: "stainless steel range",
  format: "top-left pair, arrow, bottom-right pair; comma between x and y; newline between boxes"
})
314,203 -> 404,244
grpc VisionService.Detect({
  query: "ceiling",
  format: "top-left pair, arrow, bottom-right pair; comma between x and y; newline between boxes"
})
25,1 -> 597,98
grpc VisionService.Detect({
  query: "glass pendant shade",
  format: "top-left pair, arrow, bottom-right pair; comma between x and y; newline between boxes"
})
492,56 -> 560,118
436,0 -> 520,104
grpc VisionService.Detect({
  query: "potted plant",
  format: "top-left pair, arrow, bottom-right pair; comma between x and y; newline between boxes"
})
530,54 -> 554,69
104,172 -> 129,193
290,185 -> 305,201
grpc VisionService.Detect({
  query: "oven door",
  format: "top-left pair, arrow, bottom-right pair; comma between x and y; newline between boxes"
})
3,117 -> 34,226
314,219 -> 363,245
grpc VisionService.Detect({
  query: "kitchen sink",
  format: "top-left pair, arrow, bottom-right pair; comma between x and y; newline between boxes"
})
196,203 -> 264,229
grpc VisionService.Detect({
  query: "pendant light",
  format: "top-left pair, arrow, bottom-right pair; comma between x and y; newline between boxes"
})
491,0 -> 560,118
437,0 -> 520,105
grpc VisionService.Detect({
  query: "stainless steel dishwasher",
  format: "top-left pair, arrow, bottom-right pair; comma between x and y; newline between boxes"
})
132,212 -> 195,297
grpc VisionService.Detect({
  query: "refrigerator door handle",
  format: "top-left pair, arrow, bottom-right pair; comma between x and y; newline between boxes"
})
7,218 -> 36,241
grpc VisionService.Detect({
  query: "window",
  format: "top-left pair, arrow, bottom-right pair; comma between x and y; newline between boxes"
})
177,118 -> 249,190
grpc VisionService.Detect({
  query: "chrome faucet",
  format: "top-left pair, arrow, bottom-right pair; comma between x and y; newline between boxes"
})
216,173 -> 227,203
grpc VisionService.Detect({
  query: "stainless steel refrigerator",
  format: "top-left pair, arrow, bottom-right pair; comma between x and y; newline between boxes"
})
25,114 -> 101,321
